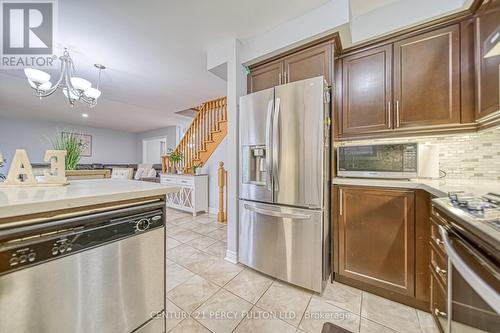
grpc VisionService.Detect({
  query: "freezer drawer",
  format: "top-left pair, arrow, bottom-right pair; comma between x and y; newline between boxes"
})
238,200 -> 324,292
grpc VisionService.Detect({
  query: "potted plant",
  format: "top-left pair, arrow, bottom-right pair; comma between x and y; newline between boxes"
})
168,151 -> 184,174
51,132 -> 86,170
191,163 -> 202,175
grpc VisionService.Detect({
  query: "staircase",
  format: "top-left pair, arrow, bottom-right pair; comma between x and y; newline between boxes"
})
162,97 -> 227,174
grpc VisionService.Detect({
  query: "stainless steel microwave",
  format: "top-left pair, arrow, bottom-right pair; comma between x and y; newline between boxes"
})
337,143 -> 439,179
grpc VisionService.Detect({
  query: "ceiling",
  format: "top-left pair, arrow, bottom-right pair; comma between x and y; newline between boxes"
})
0,0 -> 329,132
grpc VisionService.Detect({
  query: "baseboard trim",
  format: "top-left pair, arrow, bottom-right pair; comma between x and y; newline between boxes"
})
208,207 -> 218,215
225,249 -> 238,264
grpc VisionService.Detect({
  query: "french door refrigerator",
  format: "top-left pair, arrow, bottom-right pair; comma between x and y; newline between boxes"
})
239,76 -> 331,293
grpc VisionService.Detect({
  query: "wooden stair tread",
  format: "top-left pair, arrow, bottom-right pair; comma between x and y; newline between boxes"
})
161,96 -> 227,174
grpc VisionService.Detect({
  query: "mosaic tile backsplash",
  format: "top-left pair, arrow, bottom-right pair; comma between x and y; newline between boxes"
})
337,125 -> 500,180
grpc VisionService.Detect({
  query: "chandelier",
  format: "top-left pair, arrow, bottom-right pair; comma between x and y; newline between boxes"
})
23,49 -> 105,108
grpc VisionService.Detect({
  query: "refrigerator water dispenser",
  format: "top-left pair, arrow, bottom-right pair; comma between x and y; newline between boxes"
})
242,145 -> 267,186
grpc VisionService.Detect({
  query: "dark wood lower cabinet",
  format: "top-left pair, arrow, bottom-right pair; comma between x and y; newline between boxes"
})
332,185 -> 431,310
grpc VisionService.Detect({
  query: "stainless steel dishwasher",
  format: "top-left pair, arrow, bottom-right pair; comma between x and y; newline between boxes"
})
0,201 -> 166,333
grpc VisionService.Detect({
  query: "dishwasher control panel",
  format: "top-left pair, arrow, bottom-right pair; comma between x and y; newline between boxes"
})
0,210 -> 164,275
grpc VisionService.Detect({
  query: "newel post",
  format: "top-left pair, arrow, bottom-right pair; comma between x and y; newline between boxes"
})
217,161 -> 227,223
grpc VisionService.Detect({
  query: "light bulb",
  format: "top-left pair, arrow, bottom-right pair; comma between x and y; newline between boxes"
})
28,80 -> 52,91
71,77 -> 92,91
24,68 -> 50,84
63,88 -> 80,101
84,88 -> 101,100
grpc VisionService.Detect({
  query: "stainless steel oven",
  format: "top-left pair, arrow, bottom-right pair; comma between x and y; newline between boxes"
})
337,143 -> 439,179
0,202 -> 166,333
438,225 -> 500,332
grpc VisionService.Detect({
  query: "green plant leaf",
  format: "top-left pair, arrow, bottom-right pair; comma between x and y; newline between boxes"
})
51,132 -> 86,170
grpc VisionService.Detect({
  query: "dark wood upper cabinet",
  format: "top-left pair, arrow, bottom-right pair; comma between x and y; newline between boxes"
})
283,43 -> 332,85
247,60 -> 283,94
393,25 -> 461,128
341,45 -> 393,134
337,187 -> 415,297
247,39 -> 336,93
475,1 -> 500,121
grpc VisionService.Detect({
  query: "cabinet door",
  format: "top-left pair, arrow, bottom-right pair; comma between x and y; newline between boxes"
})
475,2 -> 500,120
283,42 -> 332,85
247,60 -> 283,93
341,45 -> 393,135
394,25 -> 461,128
338,187 -> 415,296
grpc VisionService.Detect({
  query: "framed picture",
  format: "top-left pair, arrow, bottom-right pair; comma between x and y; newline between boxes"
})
63,132 -> 92,157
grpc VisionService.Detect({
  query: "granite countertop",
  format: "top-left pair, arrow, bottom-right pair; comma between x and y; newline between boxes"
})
0,179 -> 179,219
332,177 -> 500,198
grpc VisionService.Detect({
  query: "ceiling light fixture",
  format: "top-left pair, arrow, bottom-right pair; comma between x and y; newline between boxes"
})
23,48 -> 105,108
82,113 -> 89,118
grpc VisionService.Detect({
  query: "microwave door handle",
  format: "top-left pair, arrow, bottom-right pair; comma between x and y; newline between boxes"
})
272,97 -> 281,192
265,99 -> 273,191
439,226 -> 500,315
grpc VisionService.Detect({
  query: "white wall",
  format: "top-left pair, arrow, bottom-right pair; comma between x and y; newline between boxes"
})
202,137 -> 227,212
0,115 -> 139,171
349,0 -> 466,42
136,126 -> 179,162
240,0 -> 349,64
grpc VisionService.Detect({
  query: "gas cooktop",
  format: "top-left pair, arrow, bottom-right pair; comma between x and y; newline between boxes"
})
446,192 -> 500,230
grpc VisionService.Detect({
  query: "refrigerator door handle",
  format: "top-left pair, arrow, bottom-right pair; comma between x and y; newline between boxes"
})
272,97 -> 281,192
265,99 -> 274,191
244,204 -> 311,220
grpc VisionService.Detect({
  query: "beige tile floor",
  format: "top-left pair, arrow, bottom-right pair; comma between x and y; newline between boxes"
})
164,209 -> 439,333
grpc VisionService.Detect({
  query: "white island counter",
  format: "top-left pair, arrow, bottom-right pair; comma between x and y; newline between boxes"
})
0,179 -> 179,220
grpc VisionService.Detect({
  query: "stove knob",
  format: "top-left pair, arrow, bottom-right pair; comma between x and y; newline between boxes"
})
136,218 -> 150,231
28,253 -> 36,262
9,256 -> 19,266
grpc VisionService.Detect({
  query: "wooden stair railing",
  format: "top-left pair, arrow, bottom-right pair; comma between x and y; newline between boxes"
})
162,97 -> 227,174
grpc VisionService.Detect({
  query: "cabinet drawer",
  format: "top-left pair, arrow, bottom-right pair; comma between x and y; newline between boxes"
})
431,270 -> 448,333
160,176 -> 177,185
160,176 -> 193,187
430,218 -> 446,255
177,178 -> 193,186
430,243 -> 448,287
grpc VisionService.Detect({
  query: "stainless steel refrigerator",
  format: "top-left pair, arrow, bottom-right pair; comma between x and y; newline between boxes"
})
238,76 -> 331,293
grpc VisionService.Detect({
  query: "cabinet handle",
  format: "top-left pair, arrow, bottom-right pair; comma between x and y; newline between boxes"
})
434,308 -> 447,318
279,73 -> 282,85
432,236 -> 444,246
387,101 -> 392,128
396,100 -> 400,128
435,265 -> 447,277
339,188 -> 343,216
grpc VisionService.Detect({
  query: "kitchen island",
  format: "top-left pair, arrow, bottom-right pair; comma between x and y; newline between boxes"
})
0,179 -> 178,333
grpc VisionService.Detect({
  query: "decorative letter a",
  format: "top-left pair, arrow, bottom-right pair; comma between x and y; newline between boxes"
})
5,149 -> 36,185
